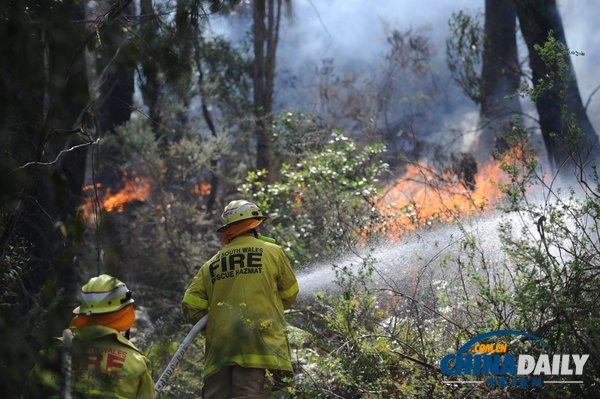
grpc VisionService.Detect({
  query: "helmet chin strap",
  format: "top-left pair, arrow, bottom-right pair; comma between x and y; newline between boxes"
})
124,329 -> 130,339
252,228 -> 259,238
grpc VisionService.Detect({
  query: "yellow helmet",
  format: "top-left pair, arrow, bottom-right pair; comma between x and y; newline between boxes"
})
73,274 -> 134,315
217,200 -> 266,232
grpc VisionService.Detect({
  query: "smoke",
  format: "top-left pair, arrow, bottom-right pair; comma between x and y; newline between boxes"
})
275,0 -> 483,147
278,0 -> 478,66
206,0 -> 599,154
558,0 -> 600,130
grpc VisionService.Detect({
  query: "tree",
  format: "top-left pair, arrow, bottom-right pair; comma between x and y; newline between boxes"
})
447,3 -> 522,163
137,0 -> 237,139
87,0 -> 136,137
139,0 -> 162,132
0,1 -> 98,395
478,0 -> 522,160
252,0 -> 287,178
515,0 -> 599,169
448,1 -> 599,170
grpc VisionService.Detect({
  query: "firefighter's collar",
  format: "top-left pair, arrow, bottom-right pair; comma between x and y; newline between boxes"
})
72,324 -> 142,353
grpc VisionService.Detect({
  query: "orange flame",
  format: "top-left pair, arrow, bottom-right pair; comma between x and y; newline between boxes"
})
82,182 -> 102,191
80,175 -> 152,220
102,177 -> 151,212
377,156 -> 510,237
192,182 -> 212,196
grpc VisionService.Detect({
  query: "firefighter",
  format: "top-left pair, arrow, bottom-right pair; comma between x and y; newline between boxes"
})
22,275 -> 155,399
182,200 -> 299,399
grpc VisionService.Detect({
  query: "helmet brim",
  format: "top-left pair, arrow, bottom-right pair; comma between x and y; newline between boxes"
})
72,299 -> 135,315
216,216 -> 266,232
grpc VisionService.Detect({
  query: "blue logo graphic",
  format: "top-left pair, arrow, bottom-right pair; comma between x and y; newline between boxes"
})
440,330 -> 588,388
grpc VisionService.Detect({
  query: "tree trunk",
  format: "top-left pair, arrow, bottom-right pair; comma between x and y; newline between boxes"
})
140,0 -> 162,132
91,0 -> 136,137
476,0 -> 522,161
193,35 -> 220,214
515,0 -> 599,170
252,0 -> 282,178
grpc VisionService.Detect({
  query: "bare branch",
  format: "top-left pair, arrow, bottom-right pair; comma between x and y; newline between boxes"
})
8,139 -> 100,175
389,349 -> 439,371
584,83 -> 600,111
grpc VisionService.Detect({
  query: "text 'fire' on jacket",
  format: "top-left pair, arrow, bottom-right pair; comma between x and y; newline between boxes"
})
22,324 -> 154,399
182,235 -> 299,378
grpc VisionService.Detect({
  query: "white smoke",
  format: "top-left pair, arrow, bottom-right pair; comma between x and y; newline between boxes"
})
558,0 -> 600,130
206,0 -> 600,148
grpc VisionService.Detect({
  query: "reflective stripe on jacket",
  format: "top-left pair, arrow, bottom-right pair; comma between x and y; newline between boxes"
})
22,325 -> 154,399
182,235 -> 299,378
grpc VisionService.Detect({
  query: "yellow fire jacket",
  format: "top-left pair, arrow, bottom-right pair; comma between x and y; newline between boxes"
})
22,325 -> 155,399
182,235 -> 299,378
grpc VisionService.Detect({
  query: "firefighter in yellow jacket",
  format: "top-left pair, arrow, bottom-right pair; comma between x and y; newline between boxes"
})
182,200 -> 299,399
22,275 -> 155,399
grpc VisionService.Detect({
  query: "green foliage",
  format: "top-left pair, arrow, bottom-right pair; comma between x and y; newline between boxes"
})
241,131 -> 388,265
432,46 -> 599,394
286,256 -> 471,398
272,111 -> 330,166
0,228 -> 29,307
497,167 -> 600,394
446,10 -> 483,103
517,31 -> 594,164
451,36 -> 600,395
198,34 -> 253,125
292,305 -> 399,397
519,32 -> 584,104
493,120 -> 539,210
146,328 -> 206,398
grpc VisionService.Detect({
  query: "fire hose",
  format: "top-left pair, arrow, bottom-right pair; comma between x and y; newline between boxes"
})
154,314 -> 209,396
61,328 -> 73,399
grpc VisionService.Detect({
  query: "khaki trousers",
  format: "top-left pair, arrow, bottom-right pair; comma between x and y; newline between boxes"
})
203,366 -> 273,399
